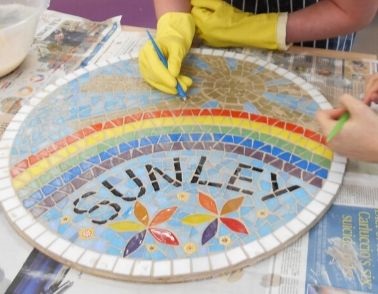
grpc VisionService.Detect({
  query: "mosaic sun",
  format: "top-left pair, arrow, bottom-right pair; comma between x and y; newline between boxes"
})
0,49 -> 346,282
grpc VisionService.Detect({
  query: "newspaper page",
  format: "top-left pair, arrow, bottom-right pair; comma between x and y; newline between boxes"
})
0,10 -> 121,134
2,29 -> 378,294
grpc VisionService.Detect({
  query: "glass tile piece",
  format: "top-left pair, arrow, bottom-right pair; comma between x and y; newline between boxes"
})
153,260 -> 172,277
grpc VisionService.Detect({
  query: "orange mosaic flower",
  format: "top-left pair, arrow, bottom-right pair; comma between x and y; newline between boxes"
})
182,192 -> 248,244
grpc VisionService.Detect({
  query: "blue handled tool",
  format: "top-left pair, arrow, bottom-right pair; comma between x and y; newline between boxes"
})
146,30 -> 187,101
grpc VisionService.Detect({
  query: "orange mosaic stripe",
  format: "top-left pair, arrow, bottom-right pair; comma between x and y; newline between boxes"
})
11,108 -> 326,178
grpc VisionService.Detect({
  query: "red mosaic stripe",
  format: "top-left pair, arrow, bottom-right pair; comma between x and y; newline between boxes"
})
11,109 -> 326,177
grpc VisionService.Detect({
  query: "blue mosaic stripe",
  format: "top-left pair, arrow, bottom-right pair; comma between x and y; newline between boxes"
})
24,132 -> 327,212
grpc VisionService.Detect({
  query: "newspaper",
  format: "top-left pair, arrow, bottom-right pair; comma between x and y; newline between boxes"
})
0,10 -> 121,134
1,13 -> 378,294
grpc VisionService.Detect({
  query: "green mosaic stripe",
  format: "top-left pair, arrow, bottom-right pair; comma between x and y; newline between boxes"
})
16,124 -> 331,195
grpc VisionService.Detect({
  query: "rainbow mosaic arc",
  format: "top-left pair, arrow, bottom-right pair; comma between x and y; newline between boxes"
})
0,49 -> 346,282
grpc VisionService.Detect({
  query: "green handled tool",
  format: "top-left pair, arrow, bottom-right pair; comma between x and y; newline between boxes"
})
327,112 -> 350,142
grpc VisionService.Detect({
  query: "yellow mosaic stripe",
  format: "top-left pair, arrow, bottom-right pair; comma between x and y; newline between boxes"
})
12,116 -> 332,189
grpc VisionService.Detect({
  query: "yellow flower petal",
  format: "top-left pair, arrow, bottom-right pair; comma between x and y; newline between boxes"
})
108,220 -> 145,232
182,214 -> 216,225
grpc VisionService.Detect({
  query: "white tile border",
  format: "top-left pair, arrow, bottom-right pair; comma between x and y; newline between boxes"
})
212,49 -> 225,56
152,260 -> 172,277
189,48 -> 201,54
5,121 -> 22,131
306,200 -> 326,215
242,241 -> 265,259
35,230 -> 58,248
191,256 -> 210,273
246,56 -> 258,64
45,84 -> 58,93
275,67 -> 288,75
329,161 -> 346,174
226,247 -> 247,265
172,258 -> 191,276
78,250 -> 101,268
0,168 -> 8,180
0,159 -> 9,170
234,52 -> 246,61
10,113 -> 27,123
0,187 -> 16,201
273,226 -> 294,243
48,238 -> 71,256
327,170 -> 344,185
223,51 -> 236,58
1,130 -> 17,141
297,209 -> 317,225
1,196 -> 21,211
0,177 -> 12,191
62,244 -> 85,263
201,48 -> 214,56
322,180 -> 340,195
286,218 -> 307,234
24,222 -> 46,239
113,258 -> 135,275
95,254 -> 117,272
7,206 -> 28,221
258,234 -> 281,252
132,260 -> 152,277
55,78 -> 68,87
332,153 -> 347,164
209,252 -> 230,270
315,190 -> 335,204
15,214 -> 35,230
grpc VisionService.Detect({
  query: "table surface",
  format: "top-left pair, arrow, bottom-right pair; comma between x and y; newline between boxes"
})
1,23 -> 378,293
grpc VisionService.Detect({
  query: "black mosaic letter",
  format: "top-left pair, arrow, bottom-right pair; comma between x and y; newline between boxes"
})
226,163 -> 263,195
145,157 -> 182,191
190,156 -> 222,188
261,173 -> 300,201
73,191 -> 121,224
102,169 -> 146,201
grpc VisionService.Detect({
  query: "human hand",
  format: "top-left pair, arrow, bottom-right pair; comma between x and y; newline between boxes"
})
363,74 -> 378,105
138,12 -> 195,95
191,0 -> 288,50
316,94 -> 378,162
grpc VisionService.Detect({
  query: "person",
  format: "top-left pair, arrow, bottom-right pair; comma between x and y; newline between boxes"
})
316,74 -> 378,162
139,0 -> 378,95
139,0 -> 378,162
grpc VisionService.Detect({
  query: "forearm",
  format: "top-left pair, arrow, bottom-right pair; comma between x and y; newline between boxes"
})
286,0 -> 378,43
154,0 -> 191,19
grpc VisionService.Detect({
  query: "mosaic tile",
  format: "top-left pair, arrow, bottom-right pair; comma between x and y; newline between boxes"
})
0,50 -> 346,282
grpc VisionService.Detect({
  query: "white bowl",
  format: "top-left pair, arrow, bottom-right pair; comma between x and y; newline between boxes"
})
0,0 -> 49,77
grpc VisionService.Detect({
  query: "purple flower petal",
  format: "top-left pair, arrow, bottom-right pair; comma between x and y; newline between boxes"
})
123,230 -> 146,257
201,219 -> 218,245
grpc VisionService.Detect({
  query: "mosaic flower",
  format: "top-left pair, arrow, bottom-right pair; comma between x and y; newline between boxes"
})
177,191 -> 190,202
108,201 -> 179,257
60,215 -> 71,224
182,192 -> 248,245
256,209 -> 270,219
184,242 -> 197,255
219,235 -> 231,246
79,228 -> 95,240
146,244 -> 157,253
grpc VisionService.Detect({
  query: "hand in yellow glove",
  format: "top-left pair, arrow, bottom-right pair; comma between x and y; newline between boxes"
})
191,0 -> 289,50
139,12 -> 195,95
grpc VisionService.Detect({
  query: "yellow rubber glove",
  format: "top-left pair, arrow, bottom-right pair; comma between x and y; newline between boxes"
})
191,0 -> 289,50
139,12 -> 195,95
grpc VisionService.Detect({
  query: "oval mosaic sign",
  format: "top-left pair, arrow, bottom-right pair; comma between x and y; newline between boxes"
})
0,49 -> 346,282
